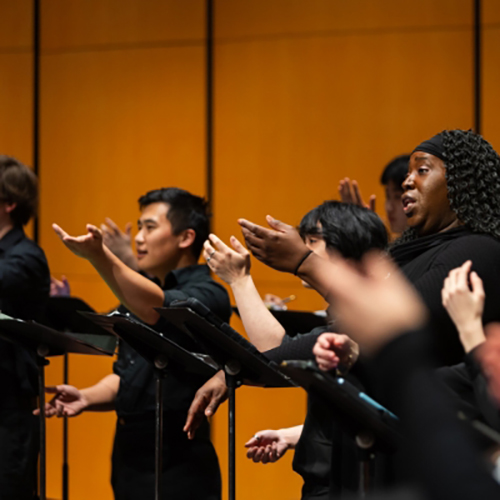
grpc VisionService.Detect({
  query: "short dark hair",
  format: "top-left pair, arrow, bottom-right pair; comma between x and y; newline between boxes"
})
298,201 -> 388,261
0,155 -> 38,226
138,187 -> 209,259
380,154 -> 410,190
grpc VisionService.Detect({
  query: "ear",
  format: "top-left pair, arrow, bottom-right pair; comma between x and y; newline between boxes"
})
4,202 -> 16,215
178,228 -> 196,250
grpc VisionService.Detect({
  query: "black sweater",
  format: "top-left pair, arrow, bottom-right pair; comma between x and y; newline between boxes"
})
391,228 -> 500,366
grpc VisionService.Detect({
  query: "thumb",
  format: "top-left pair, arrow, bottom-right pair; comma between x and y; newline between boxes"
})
265,215 -> 292,233
125,222 -> 132,236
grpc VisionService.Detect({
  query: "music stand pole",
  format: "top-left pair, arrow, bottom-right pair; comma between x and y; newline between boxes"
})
154,356 -> 168,500
63,352 -> 69,500
225,361 -> 240,500
356,432 -> 375,498
37,347 -> 50,500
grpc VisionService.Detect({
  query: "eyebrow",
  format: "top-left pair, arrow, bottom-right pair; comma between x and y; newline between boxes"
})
138,218 -> 158,224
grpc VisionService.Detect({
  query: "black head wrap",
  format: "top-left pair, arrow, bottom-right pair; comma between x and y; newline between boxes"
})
412,132 -> 445,161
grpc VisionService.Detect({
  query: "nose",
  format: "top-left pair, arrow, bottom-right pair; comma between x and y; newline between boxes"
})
135,228 -> 144,245
402,173 -> 414,191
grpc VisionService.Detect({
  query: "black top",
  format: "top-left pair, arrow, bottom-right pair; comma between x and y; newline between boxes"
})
113,264 -> 231,422
391,228 -> 500,365
373,331 -> 500,500
0,227 -> 50,407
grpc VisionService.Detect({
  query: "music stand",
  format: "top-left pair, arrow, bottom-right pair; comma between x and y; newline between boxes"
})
279,360 -> 401,496
155,298 -> 294,500
44,296 -> 116,500
0,313 -> 114,500
81,311 -> 218,500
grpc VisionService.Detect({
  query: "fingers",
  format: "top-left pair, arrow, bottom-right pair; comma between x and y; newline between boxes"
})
352,181 -> 364,206
105,218 -> 120,235
124,222 -> 132,236
238,219 -> 272,239
470,271 -> 485,301
52,223 -> 69,240
86,224 -> 102,239
368,195 -> 376,212
455,260 -> 472,289
184,401 -> 204,440
230,236 -> 249,256
265,215 -> 292,233
208,233 -> 230,253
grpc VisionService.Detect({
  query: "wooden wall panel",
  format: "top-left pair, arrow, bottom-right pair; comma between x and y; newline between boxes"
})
42,0 -> 204,50
215,0 -> 471,39
0,0 -> 32,167
483,2 -> 500,152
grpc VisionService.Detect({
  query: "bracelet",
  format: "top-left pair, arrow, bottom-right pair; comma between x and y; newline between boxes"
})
293,250 -> 313,276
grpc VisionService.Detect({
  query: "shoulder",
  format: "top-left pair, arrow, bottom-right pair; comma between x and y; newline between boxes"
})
436,233 -> 500,261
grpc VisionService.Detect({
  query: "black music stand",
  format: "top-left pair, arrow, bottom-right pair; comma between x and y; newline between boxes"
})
81,311 -> 218,500
0,313 -> 114,500
44,296 -> 116,500
279,360 -> 401,497
155,298 -> 293,500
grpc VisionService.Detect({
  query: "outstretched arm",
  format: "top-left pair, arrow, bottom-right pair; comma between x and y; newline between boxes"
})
53,223 -> 164,324
34,373 -> 120,417
239,216 -> 345,301
245,426 -> 302,464
203,234 -> 286,351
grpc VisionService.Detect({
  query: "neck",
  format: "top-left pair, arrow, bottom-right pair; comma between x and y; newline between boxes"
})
437,218 -> 463,234
0,222 -> 15,241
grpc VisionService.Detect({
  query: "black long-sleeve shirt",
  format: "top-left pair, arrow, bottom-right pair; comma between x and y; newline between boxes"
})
0,226 -> 50,407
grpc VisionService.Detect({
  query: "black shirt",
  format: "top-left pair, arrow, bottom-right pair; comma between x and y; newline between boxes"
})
113,264 -> 231,418
391,228 -> 500,366
0,227 -> 50,407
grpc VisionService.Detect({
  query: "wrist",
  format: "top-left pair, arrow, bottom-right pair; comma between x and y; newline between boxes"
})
77,389 -> 90,412
230,273 -> 253,290
458,319 -> 485,353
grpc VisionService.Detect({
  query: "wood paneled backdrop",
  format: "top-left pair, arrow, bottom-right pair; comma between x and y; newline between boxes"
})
0,1 -> 498,499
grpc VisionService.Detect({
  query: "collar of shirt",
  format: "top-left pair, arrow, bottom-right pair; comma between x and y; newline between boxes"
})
0,226 -> 26,255
162,264 -> 211,290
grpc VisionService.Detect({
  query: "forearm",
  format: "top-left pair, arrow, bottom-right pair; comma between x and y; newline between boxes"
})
80,374 -> 120,412
231,275 -> 286,351
277,425 -> 303,449
296,253 -> 336,301
90,246 -> 164,324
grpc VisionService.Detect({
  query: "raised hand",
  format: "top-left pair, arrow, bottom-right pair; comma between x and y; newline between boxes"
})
245,429 -> 291,464
338,177 -> 376,211
33,385 -> 88,418
52,223 -> 105,263
50,275 -> 71,297
100,218 -> 137,269
238,216 -> 311,274
184,371 -> 227,440
203,234 -> 251,285
312,333 -> 359,372
441,260 -> 486,352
